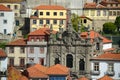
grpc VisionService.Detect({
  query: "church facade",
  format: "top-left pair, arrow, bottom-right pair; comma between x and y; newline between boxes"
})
47,11 -> 103,78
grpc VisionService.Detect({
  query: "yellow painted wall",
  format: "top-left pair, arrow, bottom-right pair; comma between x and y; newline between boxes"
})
30,9 -> 67,31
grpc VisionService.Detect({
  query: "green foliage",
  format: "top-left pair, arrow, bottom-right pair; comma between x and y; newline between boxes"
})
114,16 -> 120,33
0,42 -> 7,49
71,13 -> 81,32
103,22 -> 116,34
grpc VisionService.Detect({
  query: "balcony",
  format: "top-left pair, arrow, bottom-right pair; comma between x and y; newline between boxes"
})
106,71 -> 115,76
27,41 -> 47,45
91,70 -> 100,75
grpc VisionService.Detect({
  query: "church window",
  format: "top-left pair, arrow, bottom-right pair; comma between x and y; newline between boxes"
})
66,54 -> 73,68
79,59 -> 85,70
55,58 -> 60,64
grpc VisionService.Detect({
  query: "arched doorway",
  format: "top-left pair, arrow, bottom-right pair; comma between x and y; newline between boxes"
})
66,54 -> 73,68
79,59 -> 85,70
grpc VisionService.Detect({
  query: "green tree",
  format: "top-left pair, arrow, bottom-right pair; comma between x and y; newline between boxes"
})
114,16 -> 120,33
71,13 -> 80,32
0,42 -> 7,49
103,22 -> 116,34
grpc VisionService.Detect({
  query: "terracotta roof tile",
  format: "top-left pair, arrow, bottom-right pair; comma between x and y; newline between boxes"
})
46,64 -> 69,75
28,27 -> 57,36
0,4 -> 12,11
98,75 -> 113,80
80,15 -> 93,21
27,67 -> 48,78
27,64 -> 48,78
33,5 -> 66,10
0,49 -> 7,57
7,38 -> 26,46
78,76 -> 88,80
93,52 -> 120,61
81,30 -> 112,43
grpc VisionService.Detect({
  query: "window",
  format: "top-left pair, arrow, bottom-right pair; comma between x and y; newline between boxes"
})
36,38 -> 40,41
20,58 -> 25,67
0,13 -> 4,16
40,12 -> 43,15
60,12 -> 63,16
79,59 -> 85,70
3,20 -> 7,24
103,10 -> 107,16
55,58 -> 60,64
66,54 -> 73,68
9,47 -> 14,53
30,47 -> 34,53
84,19 -> 87,23
4,29 -> 7,34
39,19 -> 43,24
97,10 -> 101,16
29,58 -> 34,63
59,20 -> 63,24
9,58 -> 14,66
33,20 -> 36,24
117,11 -> 120,16
46,19 -> 50,24
40,47 -> 44,53
46,12 -> 50,16
113,11 -> 116,16
109,11 -> 112,16
15,13 -> 18,16
91,10 -> 95,16
108,63 -> 114,72
40,58 -> 44,65
53,12 -> 57,16
14,5 -> 18,9
53,19 -> 57,24
94,62 -> 99,71
96,43 -> 100,50
16,20 -> 19,26
20,47 -> 25,53
7,5 -> 10,8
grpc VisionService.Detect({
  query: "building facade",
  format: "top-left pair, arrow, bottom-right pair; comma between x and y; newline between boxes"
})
0,49 -> 7,80
30,5 -> 67,32
90,52 -> 120,80
83,0 -> 120,31
0,5 -> 15,41
6,39 -> 27,68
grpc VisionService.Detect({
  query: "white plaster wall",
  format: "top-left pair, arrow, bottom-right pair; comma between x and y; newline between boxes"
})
0,11 -> 15,35
91,61 -> 120,80
103,43 -> 112,50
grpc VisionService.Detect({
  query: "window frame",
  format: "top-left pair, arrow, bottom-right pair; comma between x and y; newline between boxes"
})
94,62 -> 99,71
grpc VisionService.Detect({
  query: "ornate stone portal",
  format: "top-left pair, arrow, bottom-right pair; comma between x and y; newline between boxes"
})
47,10 -> 102,78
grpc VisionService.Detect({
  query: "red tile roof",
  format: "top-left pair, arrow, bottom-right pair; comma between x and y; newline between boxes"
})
92,52 -> 120,61
33,5 -> 67,10
7,38 -> 26,46
27,64 -> 48,78
0,4 -> 12,11
98,75 -> 113,80
80,15 -> 93,21
84,2 -> 97,8
0,49 -> 7,57
28,27 -> 57,36
27,67 -> 48,78
78,76 -> 88,80
46,64 -> 69,75
80,30 -> 112,43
